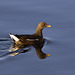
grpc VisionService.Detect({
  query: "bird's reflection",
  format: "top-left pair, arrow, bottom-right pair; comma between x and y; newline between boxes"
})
8,38 -> 50,59
0,38 -> 50,59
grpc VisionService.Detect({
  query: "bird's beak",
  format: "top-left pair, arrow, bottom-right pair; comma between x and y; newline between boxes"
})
46,25 -> 51,27
46,54 -> 50,56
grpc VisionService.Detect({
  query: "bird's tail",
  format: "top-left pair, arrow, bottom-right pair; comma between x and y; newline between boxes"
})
9,33 -> 19,42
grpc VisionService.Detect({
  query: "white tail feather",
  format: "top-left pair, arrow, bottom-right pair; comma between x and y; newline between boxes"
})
9,33 -> 19,42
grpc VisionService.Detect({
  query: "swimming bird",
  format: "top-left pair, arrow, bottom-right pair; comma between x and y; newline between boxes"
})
9,22 -> 51,59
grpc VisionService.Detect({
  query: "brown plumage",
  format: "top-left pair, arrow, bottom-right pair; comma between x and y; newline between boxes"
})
9,22 -> 51,59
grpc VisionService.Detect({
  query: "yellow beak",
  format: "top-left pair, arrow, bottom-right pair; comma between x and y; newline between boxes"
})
46,54 -> 50,56
46,25 -> 51,27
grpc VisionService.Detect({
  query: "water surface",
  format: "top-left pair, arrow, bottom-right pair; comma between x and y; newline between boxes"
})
0,0 -> 75,75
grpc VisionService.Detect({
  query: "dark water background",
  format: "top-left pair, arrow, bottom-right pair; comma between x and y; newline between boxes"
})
0,0 -> 75,75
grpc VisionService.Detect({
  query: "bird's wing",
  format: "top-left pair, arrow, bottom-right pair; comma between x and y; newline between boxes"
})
15,34 -> 40,42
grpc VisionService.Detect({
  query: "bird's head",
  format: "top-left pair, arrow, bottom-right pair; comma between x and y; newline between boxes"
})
38,22 -> 51,29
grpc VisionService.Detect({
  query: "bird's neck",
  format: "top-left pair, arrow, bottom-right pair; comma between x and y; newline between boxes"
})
35,28 -> 43,36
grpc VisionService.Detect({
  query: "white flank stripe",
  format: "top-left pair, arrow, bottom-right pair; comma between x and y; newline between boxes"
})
26,39 -> 39,41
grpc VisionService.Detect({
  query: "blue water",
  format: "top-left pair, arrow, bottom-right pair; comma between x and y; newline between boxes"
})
0,0 -> 75,75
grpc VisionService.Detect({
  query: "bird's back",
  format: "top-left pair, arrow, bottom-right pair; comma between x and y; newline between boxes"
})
15,34 -> 44,45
